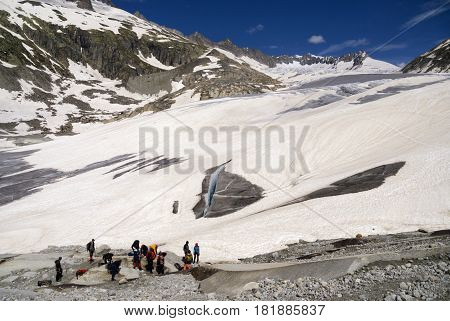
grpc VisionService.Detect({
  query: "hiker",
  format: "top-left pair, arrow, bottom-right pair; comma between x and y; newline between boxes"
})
156,252 -> 167,275
55,257 -> 63,282
140,244 -> 148,257
146,246 -> 156,273
108,260 -> 121,281
193,243 -> 200,263
150,243 -> 158,254
183,250 -> 193,271
183,241 -> 190,255
132,240 -> 140,252
86,239 -> 95,262
132,249 -> 142,270
103,252 -> 114,265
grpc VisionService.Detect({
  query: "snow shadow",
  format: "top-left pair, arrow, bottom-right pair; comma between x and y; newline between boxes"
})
105,155 -> 184,179
0,150 -> 134,206
278,94 -> 343,114
353,79 -> 447,104
296,73 -> 423,89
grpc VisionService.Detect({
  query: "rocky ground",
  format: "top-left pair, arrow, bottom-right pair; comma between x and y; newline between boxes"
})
0,272 -> 213,301
0,231 -> 448,301
236,253 -> 449,301
0,245 -> 215,301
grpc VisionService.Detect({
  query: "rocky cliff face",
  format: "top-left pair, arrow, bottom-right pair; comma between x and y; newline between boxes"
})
402,39 -> 450,73
0,9 -> 203,84
0,0 -> 210,139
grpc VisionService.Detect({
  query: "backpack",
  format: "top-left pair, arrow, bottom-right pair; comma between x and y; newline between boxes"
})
86,242 -> 91,252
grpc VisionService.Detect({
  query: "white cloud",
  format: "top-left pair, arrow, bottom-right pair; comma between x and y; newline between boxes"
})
308,35 -> 326,44
319,38 -> 369,55
402,3 -> 449,29
247,24 -> 264,34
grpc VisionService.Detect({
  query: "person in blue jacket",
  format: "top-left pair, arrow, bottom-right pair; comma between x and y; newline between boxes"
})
193,243 -> 200,263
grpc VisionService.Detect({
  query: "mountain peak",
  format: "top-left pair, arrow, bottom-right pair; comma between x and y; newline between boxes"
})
133,11 -> 148,21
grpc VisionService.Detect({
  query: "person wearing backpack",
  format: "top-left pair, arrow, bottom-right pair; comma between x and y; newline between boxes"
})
86,239 -> 95,262
108,260 -> 121,281
132,240 -> 140,252
156,252 -> 167,275
102,252 -> 114,265
193,243 -> 200,263
146,246 -> 156,273
55,257 -> 63,282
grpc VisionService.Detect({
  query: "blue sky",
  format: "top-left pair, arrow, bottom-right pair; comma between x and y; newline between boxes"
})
113,0 -> 450,66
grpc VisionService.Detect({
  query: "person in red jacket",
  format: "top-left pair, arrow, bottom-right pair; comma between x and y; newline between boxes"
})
146,246 -> 156,273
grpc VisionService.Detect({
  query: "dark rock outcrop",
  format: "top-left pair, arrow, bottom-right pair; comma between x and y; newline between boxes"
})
402,39 -> 450,73
287,162 -> 406,205
193,163 -> 264,219
65,0 -> 94,11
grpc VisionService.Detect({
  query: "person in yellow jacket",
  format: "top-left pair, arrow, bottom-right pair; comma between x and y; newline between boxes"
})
150,243 -> 158,254
183,250 -> 194,271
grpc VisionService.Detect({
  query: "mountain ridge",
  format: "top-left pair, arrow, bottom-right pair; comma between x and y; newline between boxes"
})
0,0 -> 401,143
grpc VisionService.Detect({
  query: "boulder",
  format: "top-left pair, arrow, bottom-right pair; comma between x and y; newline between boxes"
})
96,245 -> 111,256
70,266 -> 111,285
242,282 -> 259,292
119,267 -> 139,281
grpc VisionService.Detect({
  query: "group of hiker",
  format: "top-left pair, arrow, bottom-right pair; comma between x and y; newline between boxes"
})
130,240 -> 164,275
181,241 -> 200,270
54,239 -> 201,282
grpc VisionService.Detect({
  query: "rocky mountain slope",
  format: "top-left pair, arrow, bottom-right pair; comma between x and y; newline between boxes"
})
0,0 -> 398,144
402,39 -> 450,73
